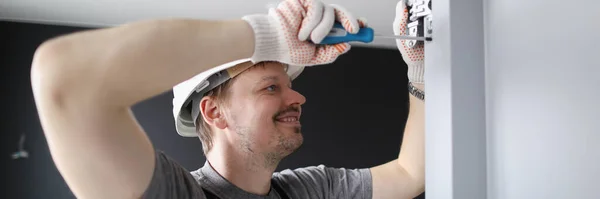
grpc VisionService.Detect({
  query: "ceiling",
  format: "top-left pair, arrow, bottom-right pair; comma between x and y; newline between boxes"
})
0,0 -> 401,49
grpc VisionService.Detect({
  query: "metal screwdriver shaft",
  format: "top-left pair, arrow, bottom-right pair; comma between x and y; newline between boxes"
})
374,34 -> 432,41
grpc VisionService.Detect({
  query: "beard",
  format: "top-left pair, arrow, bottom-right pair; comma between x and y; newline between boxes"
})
233,123 -> 303,169
271,105 -> 304,154
230,106 -> 304,170
263,126 -> 303,169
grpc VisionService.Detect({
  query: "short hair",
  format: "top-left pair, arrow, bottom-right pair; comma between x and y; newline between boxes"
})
195,61 -> 278,155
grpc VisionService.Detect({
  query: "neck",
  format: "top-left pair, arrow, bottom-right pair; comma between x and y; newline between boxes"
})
206,143 -> 280,196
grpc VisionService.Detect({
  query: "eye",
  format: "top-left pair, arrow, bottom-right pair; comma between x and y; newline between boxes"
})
266,85 -> 278,92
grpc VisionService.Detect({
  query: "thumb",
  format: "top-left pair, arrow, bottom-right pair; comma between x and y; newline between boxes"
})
310,43 -> 351,65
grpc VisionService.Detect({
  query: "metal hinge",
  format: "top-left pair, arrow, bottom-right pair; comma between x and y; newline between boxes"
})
406,0 -> 433,48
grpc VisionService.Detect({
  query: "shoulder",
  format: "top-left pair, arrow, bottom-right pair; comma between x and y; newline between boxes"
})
142,150 -> 207,199
272,165 -> 373,199
274,164 -> 327,177
271,165 -> 328,199
274,164 -> 372,182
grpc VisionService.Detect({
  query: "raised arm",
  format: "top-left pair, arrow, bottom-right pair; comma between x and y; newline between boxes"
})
370,0 -> 427,198
33,19 -> 256,109
370,87 -> 425,199
31,19 -> 256,199
31,1 -> 360,198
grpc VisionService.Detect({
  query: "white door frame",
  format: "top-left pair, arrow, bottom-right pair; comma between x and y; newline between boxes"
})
424,0 -> 487,198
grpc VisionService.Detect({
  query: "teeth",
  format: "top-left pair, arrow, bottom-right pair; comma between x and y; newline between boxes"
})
279,117 -> 298,122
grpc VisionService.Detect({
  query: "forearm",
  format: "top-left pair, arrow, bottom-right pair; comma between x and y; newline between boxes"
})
370,86 -> 425,199
397,83 -> 425,188
32,18 -> 254,108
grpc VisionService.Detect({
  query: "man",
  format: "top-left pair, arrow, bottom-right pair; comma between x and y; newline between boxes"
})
31,0 -> 425,198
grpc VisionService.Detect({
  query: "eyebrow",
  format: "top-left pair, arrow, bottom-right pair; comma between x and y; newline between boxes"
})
253,76 -> 278,90
253,75 -> 292,90
261,76 -> 278,82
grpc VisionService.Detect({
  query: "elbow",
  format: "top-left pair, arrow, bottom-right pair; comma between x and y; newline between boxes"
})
31,38 -> 81,109
409,170 -> 425,196
396,162 -> 425,197
32,38 -> 69,83
414,180 -> 425,197
412,176 -> 425,197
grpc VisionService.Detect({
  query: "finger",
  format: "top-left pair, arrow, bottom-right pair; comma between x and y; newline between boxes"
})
393,0 -> 410,52
357,17 -> 368,28
330,4 -> 360,34
298,0 -> 325,41
311,43 -> 351,65
332,43 -> 351,54
393,0 -> 409,35
273,0 -> 305,30
310,4 -> 335,43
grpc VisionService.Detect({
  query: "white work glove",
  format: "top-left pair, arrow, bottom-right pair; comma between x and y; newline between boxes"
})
242,0 -> 367,66
393,0 -> 425,84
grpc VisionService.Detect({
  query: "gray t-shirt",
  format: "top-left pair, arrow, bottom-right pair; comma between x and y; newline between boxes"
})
142,150 -> 373,199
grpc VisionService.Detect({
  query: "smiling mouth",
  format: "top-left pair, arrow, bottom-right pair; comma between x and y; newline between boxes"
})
276,116 -> 299,123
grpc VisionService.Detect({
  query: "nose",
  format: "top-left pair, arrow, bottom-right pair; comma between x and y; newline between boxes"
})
285,87 -> 306,106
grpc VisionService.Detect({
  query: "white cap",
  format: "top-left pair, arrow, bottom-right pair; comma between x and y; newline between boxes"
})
172,59 -> 305,137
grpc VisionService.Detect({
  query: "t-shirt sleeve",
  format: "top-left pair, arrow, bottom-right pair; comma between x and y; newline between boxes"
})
273,165 -> 373,199
142,150 -> 206,199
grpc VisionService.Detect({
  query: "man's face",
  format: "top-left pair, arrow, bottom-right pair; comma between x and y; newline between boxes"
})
223,62 -> 306,164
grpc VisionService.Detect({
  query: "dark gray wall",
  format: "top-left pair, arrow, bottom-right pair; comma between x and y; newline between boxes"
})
1,21 -> 423,199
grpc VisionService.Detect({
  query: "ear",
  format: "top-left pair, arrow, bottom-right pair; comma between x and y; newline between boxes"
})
199,97 -> 228,130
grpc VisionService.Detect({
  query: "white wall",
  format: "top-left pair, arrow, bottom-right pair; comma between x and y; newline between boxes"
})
485,0 -> 600,198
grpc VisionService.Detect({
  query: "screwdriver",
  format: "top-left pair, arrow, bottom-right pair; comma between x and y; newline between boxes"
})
317,22 -> 432,45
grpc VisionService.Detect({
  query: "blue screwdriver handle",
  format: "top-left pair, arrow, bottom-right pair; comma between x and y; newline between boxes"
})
318,22 -> 374,44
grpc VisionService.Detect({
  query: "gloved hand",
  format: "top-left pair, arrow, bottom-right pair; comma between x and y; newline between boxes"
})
393,0 -> 425,84
242,0 -> 366,66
